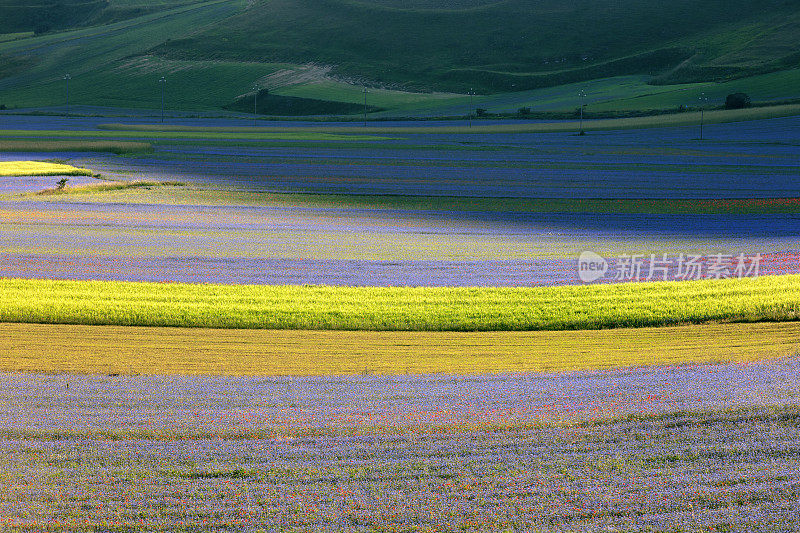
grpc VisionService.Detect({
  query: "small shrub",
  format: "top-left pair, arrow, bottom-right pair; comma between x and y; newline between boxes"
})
725,93 -> 751,109
55,178 -> 68,190
475,108 -> 488,117
517,106 -> 531,117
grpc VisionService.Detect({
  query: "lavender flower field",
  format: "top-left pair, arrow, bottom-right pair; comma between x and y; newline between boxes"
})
2,113 -> 800,531
1,115 -> 799,285
1,358 -> 799,531
3,115 -> 800,199
2,200 -> 799,285
61,116 -> 800,199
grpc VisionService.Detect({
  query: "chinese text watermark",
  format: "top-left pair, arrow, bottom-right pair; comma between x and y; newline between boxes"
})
577,252 -> 761,283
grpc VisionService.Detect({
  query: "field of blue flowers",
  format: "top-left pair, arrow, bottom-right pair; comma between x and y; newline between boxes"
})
1,358 -> 799,531
1,112 -> 799,531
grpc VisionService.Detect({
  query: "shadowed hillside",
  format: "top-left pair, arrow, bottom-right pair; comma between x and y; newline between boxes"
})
1,0 -> 799,113
0,0 -> 197,34
152,0 -> 800,92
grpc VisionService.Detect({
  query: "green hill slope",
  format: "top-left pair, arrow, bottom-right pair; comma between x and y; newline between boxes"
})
0,1 -> 256,110
1,0 -> 799,114
0,0 -> 197,34
152,0 -> 800,92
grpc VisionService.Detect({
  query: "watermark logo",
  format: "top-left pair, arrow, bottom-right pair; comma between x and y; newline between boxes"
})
577,251 -> 761,283
578,250 -> 609,283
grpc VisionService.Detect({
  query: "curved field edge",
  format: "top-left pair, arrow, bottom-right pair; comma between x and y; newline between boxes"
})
2,321 -> 798,376
0,161 -> 93,177
1,275 -> 799,331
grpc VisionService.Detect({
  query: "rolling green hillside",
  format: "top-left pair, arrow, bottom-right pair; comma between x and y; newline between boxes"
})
153,0 -> 800,92
0,0 -> 799,115
0,1 -> 255,110
0,0 -> 198,34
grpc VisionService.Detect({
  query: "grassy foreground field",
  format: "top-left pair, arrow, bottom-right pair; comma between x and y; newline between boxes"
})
2,321 -> 798,375
1,275 -> 799,331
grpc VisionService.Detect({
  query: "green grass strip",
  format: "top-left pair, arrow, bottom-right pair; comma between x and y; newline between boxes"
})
35,180 -> 183,196
0,140 -> 152,154
41,187 -> 800,215
1,275 -> 799,331
0,129 -> 389,142
214,193 -> 800,215
99,104 -> 800,134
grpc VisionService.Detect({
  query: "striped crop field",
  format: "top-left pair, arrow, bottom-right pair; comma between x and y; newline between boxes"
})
0,139 -> 152,153
0,161 -> 94,177
0,129 -> 389,142
1,321 -> 798,376
1,275 -> 799,331
57,188 -> 800,215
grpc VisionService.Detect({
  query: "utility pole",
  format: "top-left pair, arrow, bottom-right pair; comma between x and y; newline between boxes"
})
363,86 -> 368,127
578,89 -> 587,135
63,74 -> 71,118
159,77 -> 166,123
253,85 -> 259,127
469,89 -> 474,128
699,92 -> 708,141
